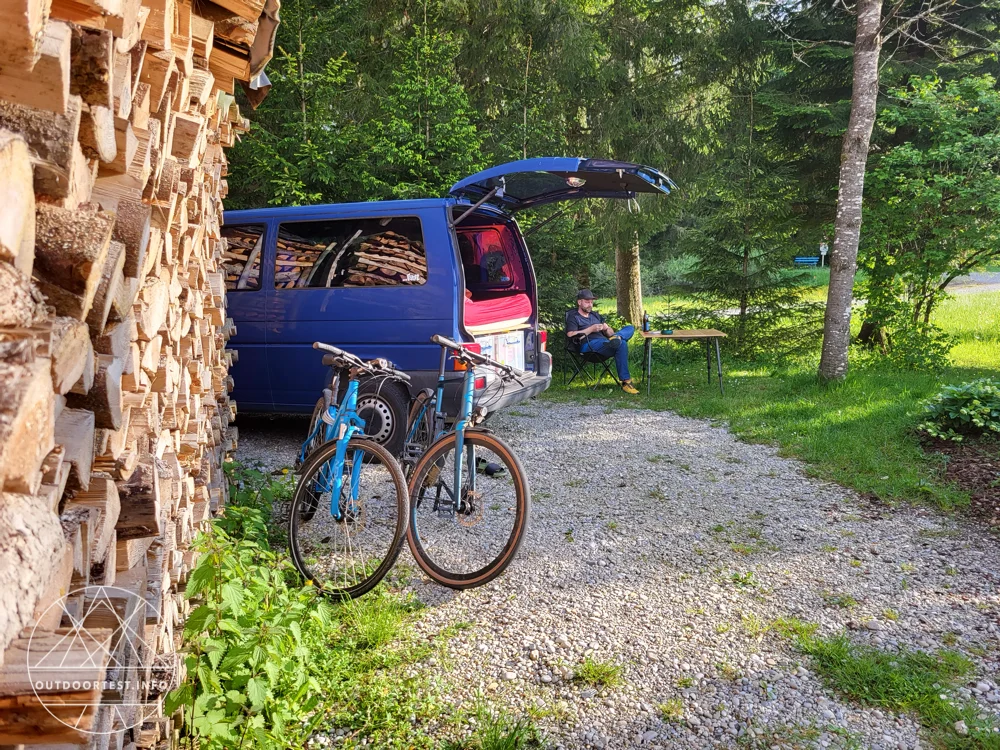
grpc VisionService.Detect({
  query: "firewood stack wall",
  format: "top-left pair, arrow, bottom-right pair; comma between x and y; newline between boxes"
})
0,0 -> 274,745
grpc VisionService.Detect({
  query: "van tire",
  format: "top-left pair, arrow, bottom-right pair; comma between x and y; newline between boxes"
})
355,379 -> 409,458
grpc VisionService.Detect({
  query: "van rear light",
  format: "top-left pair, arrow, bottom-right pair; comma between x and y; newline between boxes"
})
539,330 -> 547,352
474,376 -> 487,389
452,342 -> 482,371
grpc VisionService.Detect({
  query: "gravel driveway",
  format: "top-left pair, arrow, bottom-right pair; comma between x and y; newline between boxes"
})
235,403 -> 1000,749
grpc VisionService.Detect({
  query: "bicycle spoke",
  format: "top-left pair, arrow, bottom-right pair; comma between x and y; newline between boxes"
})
290,440 -> 404,596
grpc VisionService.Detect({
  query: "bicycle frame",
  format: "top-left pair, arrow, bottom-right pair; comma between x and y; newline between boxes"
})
406,346 -> 480,505
299,377 -> 367,520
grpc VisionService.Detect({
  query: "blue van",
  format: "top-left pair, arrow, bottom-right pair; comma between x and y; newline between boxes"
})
222,158 -> 674,454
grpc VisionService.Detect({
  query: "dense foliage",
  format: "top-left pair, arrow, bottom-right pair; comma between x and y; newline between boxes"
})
227,0 -> 1000,359
918,378 -> 1000,442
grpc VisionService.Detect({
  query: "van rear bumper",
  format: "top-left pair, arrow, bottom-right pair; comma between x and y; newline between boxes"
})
478,370 -> 551,413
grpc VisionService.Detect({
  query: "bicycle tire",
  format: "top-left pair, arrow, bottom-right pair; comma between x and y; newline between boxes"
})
289,437 -> 408,599
406,429 -> 529,589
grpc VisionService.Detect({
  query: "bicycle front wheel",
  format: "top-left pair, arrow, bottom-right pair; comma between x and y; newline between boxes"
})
407,430 -> 529,589
289,437 -> 408,599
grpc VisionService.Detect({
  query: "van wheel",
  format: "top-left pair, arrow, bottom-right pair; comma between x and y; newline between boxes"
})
356,380 -> 409,458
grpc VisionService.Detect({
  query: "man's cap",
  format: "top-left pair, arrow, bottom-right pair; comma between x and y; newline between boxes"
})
576,288 -> 596,300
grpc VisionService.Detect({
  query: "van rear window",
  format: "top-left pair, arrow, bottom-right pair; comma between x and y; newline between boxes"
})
274,217 -> 426,289
457,226 -> 526,295
222,224 -> 266,291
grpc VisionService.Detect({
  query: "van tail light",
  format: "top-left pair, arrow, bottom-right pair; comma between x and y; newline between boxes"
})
452,342 -> 481,371
539,330 -> 547,352
474,376 -> 487,389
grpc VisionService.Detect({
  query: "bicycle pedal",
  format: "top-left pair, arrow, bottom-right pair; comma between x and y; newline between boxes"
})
403,442 -> 425,462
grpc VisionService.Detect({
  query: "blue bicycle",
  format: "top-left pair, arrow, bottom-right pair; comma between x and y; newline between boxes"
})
404,335 -> 530,589
288,342 -> 410,599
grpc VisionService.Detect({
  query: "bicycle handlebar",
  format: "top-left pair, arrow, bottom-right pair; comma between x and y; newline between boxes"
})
430,335 -> 526,382
312,341 -> 411,382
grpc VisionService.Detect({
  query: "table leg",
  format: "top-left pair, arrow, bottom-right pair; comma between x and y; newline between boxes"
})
715,338 -> 724,395
644,337 -> 652,396
705,339 -> 711,384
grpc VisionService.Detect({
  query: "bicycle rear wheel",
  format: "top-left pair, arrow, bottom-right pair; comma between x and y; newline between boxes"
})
403,388 -> 435,478
289,437 -> 408,599
407,430 -> 529,589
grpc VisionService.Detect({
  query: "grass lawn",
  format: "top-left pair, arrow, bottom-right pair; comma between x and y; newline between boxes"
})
545,290 -> 1000,509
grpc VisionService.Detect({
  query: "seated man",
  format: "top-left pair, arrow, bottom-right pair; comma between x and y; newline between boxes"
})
565,289 -> 638,394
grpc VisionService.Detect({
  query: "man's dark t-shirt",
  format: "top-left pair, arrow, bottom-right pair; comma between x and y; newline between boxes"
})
566,310 -> 608,345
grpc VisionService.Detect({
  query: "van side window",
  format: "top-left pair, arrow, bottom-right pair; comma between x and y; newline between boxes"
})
274,217 -> 427,289
222,224 -> 266,291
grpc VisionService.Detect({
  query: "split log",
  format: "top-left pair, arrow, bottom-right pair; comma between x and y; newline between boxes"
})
0,94 -> 81,199
139,47 -> 174,113
32,202 -> 114,320
0,359 -> 55,495
135,277 -> 169,340
0,19 -> 71,114
0,0 -> 54,68
87,239 -> 126,332
53,407 -> 95,489
209,0 -> 264,24
79,102 -> 117,162
0,264 -> 45,329
0,627 -> 113,744
115,458 -> 160,540
0,493 -> 66,656
66,474 -> 120,563
112,199 -> 152,279
70,25 -> 114,108
49,317 -> 94,394
94,311 -> 136,359
0,130 -> 36,276
66,354 -> 123,429
31,541 -> 75,629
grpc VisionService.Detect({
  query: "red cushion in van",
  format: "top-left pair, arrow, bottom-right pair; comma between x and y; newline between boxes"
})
464,293 -> 532,330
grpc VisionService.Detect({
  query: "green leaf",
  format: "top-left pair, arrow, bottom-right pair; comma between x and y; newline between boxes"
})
247,677 -> 267,709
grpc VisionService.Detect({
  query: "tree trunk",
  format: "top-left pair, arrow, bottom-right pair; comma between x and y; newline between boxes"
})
817,0 -> 884,382
615,232 -> 644,325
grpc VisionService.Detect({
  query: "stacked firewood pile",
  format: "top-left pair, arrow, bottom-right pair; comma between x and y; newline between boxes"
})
346,231 -> 427,287
260,227 -> 427,289
0,0 -> 276,746
220,225 -> 262,289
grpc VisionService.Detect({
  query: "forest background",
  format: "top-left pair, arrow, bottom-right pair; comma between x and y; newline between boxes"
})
225,0 -> 1000,367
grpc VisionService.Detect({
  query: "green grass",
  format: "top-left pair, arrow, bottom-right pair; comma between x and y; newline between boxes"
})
574,657 -> 623,687
659,698 -> 685,721
547,291 -> 1000,508
799,635 -> 999,748
446,711 -> 545,750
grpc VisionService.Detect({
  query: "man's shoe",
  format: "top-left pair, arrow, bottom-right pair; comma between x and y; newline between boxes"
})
621,381 -> 639,395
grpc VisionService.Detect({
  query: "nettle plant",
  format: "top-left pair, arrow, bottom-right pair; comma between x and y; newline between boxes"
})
918,378 -> 1000,442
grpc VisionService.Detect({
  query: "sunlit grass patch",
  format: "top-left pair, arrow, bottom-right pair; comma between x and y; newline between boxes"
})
574,657 -> 623,687
798,635 -> 999,748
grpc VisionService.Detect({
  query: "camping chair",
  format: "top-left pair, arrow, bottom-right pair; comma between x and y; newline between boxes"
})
561,310 -> 622,389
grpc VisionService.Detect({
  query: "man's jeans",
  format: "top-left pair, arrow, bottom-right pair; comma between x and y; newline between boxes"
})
581,325 -> 635,381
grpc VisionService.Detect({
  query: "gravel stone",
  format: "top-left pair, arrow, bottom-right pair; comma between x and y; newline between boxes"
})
236,403 -> 1000,749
